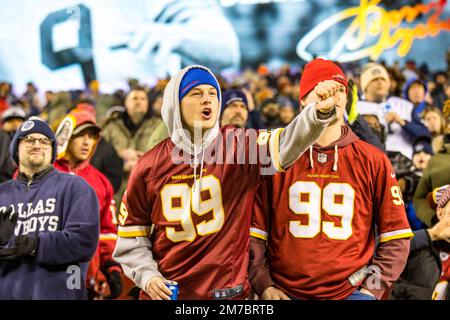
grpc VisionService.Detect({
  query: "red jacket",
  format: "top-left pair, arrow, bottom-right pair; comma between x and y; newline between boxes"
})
54,109 -> 120,289
54,160 -> 119,284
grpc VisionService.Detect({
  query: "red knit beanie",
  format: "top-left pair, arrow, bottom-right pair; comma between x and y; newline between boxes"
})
299,58 -> 348,102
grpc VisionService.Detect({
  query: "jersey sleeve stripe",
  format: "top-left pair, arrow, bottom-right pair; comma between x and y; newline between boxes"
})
379,228 -> 414,243
268,128 -> 286,173
100,233 -> 118,241
117,226 -> 150,237
250,227 -> 268,241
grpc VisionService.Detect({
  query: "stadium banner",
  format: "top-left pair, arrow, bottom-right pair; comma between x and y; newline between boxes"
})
0,0 -> 449,91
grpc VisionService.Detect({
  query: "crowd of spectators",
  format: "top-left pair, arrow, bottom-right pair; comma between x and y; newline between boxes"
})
1,54 -> 450,299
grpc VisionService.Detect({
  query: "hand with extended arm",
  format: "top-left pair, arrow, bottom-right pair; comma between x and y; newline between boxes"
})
314,80 -> 342,117
276,80 -> 337,170
145,276 -> 173,300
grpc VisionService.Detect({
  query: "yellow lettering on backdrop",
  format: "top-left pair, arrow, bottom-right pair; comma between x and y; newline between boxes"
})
296,0 -> 450,62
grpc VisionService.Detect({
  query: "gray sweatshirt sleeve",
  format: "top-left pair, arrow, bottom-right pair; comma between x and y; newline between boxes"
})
113,235 -> 163,291
277,102 -> 336,169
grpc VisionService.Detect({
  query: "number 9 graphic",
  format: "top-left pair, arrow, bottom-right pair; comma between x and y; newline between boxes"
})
289,181 -> 355,240
161,175 -> 225,242
40,4 -> 96,86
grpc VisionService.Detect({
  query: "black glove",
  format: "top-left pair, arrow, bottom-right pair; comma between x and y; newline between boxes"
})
0,235 -> 39,261
103,261 -> 123,299
0,208 -> 18,245
0,246 -> 18,260
104,270 -> 123,299
127,286 -> 141,300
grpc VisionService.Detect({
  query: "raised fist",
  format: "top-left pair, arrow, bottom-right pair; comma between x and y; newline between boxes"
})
314,80 -> 342,115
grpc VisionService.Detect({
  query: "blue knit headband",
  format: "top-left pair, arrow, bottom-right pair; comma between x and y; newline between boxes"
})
179,68 -> 220,101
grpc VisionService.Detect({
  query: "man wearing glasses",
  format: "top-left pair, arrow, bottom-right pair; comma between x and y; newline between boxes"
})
0,118 -> 100,299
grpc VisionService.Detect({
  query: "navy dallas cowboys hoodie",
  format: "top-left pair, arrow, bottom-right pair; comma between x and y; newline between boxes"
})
0,167 -> 99,299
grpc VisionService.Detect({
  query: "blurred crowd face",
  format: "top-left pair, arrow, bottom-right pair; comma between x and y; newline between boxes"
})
221,101 -> 248,128
125,89 -> 148,122
427,81 -> 436,92
389,75 -> 398,95
436,74 -> 447,86
365,78 -> 390,102
408,83 -> 425,104
257,77 -> 270,90
45,91 -> 55,105
291,82 -> 300,101
2,117 -> 24,133
444,82 -> 450,98
424,110 -> 443,135
262,102 -> 280,121
363,114 -> 386,143
0,83 -> 10,97
279,105 -> 295,125
26,82 -> 37,94
180,85 -> 219,134
151,95 -> 163,117
277,76 -> 292,95
18,133 -> 52,173
413,151 -> 431,170
67,128 -> 98,163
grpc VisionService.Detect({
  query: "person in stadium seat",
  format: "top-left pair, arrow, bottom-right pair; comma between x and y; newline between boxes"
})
250,59 -> 413,300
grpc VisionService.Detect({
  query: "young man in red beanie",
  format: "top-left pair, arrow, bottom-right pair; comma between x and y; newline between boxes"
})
250,58 -> 413,300
54,109 -> 123,299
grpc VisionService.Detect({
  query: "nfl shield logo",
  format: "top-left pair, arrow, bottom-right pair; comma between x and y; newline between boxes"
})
318,153 -> 327,163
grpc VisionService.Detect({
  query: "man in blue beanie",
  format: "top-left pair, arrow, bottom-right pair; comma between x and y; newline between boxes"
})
114,64 -> 339,300
0,118 -> 100,299
220,89 -> 249,128
220,89 -> 265,129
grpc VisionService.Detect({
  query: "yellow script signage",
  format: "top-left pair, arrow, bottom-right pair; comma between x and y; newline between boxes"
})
296,0 -> 450,62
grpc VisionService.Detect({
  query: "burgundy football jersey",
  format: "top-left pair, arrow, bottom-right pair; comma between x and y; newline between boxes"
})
118,126 -> 282,299
251,127 -> 413,299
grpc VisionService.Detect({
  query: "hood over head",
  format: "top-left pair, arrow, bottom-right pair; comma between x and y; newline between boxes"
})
55,109 -> 101,167
403,78 -> 428,101
161,65 -> 222,156
161,65 -> 222,195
